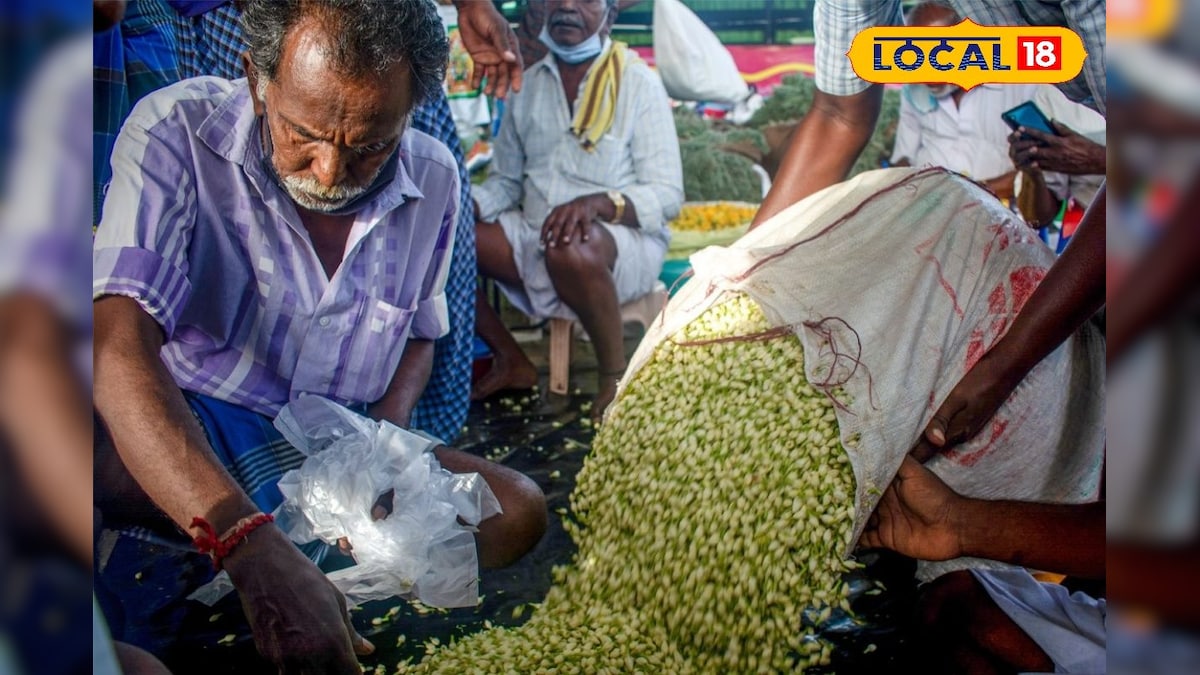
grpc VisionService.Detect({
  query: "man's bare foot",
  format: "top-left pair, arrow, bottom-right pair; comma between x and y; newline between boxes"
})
472,356 -> 538,401
591,372 -> 621,424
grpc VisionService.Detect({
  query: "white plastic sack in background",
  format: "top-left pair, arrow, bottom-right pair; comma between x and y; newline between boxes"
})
272,396 -> 502,608
622,167 -> 1105,581
653,0 -> 748,104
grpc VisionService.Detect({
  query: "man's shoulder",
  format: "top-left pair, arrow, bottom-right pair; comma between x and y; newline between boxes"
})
621,56 -> 665,94
401,128 -> 457,176
126,77 -> 242,128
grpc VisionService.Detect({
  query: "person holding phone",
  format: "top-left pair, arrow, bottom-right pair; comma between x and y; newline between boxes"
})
887,2 -> 1051,203
1005,89 -> 1107,228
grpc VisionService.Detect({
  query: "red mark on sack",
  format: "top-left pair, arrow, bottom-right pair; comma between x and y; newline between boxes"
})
1008,266 -> 1044,313
964,266 -> 1047,370
915,232 -> 964,319
947,417 -> 1011,467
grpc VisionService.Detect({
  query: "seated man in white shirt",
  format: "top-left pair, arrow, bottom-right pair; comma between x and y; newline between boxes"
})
888,1 -> 1042,202
471,0 -> 683,419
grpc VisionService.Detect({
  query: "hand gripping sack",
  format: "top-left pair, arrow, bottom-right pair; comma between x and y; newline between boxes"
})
622,167 -> 1105,580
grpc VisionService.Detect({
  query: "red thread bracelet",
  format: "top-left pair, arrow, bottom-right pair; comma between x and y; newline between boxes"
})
191,512 -> 274,570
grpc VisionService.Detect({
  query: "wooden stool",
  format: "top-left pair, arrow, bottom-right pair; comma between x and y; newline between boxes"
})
547,281 -> 668,395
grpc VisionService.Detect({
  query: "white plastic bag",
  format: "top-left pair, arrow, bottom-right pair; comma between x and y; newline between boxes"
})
623,167 -> 1105,581
653,0 -> 748,104
270,396 -> 502,608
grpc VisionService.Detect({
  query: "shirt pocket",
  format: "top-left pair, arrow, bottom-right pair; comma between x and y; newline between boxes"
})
336,293 -> 416,404
558,132 -> 629,190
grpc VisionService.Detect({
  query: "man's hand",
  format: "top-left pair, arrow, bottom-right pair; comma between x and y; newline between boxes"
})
541,195 -> 605,248
454,0 -> 523,98
1008,121 -> 1106,176
911,348 -> 1019,462
224,525 -> 373,673
859,456 -> 964,561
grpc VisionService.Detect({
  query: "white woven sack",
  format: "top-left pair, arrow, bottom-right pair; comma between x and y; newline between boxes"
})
652,0 -> 748,104
621,168 -> 1105,580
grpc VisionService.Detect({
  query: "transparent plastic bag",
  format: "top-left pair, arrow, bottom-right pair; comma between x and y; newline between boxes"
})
187,396 -> 500,609
270,396 -> 502,607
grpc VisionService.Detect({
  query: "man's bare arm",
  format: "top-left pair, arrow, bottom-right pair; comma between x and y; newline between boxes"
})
751,86 -> 883,228
368,338 -> 435,428
93,294 -> 370,672
861,456 -> 1103,579
94,295 -> 257,532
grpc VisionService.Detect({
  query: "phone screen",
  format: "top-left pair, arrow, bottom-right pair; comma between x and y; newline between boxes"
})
1001,101 -> 1056,136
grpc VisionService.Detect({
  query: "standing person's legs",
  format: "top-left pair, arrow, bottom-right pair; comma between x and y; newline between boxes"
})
473,219 -> 538,399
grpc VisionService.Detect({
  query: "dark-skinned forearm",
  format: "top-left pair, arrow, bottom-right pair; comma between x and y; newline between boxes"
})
751,86 -> 883,228
93,296 -> 258,533
589,192 -> 639,228
368,338 -> 434,428
955,499 -> 1104,579
980,184 -> 1105,385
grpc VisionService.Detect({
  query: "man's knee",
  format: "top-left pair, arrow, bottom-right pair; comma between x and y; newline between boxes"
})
918,569 -> 980,630
544,239 -> 612,282
484,466 -> 548,567
434,447 -> 547,567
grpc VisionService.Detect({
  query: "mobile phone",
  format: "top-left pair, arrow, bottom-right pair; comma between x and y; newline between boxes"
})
1001,100 -> 1057,136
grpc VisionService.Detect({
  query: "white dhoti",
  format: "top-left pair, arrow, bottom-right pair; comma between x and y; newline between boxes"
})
495,209 -> 667,320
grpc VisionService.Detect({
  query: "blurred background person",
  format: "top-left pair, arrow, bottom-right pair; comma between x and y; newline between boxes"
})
1,1 -> 168,671
1107,2 -> 1200,669
1008,86 -> 1106,244
888,1 -> 1036,203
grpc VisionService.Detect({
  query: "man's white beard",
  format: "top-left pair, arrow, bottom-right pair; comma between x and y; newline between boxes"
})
281,172 -> 376,213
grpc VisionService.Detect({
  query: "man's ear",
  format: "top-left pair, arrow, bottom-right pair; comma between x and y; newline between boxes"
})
242,52 -> 266,116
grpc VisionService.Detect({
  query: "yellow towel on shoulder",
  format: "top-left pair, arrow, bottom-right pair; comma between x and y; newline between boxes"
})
570,42 -> 640,152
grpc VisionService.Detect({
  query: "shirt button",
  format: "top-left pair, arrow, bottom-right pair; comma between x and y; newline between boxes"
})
319,316 -> 332,328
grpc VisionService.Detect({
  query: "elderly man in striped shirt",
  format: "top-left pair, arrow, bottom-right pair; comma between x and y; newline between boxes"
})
92,2 -> 545,671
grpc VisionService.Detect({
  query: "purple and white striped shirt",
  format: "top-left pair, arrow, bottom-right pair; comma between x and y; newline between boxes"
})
94,77 -> 459,417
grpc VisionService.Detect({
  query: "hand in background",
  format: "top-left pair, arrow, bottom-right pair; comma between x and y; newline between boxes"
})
455,0 -> 523,97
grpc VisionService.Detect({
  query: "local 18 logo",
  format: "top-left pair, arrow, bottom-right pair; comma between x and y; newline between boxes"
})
847,19 -> 1087,90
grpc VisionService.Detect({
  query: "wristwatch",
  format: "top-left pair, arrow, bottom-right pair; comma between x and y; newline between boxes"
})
606,190 -> 626,223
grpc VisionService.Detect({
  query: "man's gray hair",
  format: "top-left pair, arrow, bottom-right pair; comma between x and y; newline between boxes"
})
241,0 -> 449,106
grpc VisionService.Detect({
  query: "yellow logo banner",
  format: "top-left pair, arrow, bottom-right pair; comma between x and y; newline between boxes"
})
847,19 -> 1087,90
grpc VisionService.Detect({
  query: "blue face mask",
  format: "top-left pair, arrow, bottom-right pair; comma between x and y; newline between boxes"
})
539,14 -> 608,65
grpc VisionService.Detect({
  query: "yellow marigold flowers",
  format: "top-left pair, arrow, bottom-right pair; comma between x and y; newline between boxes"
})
398,294 -> 857,674
670,202 -> 759,233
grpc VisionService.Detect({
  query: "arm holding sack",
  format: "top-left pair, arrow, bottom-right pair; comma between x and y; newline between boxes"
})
860,457 -> 1104,579
914,186 -> 1105,458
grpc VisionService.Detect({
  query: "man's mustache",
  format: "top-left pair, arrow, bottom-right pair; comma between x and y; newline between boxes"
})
549,12 -> 584,28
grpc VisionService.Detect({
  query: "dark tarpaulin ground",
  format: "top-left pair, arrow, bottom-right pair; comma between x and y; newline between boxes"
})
158,329 -> 923,674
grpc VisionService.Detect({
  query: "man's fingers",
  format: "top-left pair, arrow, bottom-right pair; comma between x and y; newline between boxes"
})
469,64 -> 486,94
492,65 -> 510,100
350,631 -> 375,657
506,59 -> 523,94
1017,126 -> 1051,144
1049,119 -> 1075,136
924,414 -> 949,447
910,438 -> 938,463
896,454 -> 924,478
371,488 -> 395,521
